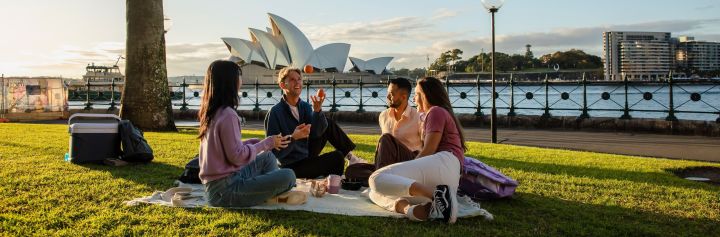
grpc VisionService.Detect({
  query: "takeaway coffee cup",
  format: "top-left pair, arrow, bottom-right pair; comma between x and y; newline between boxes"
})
327,175 -> 341,194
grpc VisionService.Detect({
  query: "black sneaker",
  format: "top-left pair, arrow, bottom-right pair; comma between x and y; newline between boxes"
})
429,185 -> 453,223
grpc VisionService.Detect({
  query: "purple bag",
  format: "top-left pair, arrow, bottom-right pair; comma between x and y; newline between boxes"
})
459,157 -> 518,200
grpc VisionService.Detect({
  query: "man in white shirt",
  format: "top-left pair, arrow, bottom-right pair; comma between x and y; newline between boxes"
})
374,78 -> 422,169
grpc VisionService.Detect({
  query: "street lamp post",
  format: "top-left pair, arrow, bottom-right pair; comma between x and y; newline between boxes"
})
482,0 -> 505,144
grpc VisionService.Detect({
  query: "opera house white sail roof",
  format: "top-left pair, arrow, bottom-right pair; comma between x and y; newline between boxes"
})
349,57 -> 394,75
221,13 -> 392,74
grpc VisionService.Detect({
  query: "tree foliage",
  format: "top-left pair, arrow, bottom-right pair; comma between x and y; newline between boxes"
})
539,49 -> 602,70
429,49 -> 464,72
388,68 -> 427,79
423,48 -> 601,74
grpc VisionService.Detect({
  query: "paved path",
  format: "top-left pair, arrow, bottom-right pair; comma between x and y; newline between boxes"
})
175,120 -> 720,163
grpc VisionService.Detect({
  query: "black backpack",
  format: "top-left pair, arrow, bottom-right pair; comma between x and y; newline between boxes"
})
118,120 -> 154,162
342,163 -> 376,190
178,155 -> 201,184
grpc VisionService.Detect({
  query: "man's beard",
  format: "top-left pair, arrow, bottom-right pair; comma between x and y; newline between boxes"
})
388,100 -> 401,108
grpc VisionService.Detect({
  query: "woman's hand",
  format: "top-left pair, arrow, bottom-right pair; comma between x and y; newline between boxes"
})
272,134 -> 291,150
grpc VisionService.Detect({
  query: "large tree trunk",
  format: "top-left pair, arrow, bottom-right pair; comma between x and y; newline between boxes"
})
120,0 -> 176,131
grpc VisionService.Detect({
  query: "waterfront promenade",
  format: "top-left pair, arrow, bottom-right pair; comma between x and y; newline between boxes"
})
175,120 -> 720,162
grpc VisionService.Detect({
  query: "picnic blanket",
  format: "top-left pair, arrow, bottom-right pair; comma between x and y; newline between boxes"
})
126,179 -> 493,220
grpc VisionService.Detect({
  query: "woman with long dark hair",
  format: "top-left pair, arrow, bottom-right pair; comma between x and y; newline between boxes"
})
368,76 -> 466,223
198,60 -> 306,207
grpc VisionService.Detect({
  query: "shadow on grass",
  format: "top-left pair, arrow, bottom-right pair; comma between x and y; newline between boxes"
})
666,166 -> 720,186
479,193 -> 720,236
473,155 -> 720,192
157,192 -> 719,236
80,161 -> 185,190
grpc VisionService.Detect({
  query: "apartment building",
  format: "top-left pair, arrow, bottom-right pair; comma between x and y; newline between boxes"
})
675,36 -> 720,72
603,31 -> 673,81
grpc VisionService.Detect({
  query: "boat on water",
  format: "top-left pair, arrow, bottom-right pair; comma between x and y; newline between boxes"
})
67,63 -> 125,101
68,63 -> 184,101
83,64 -> 125,86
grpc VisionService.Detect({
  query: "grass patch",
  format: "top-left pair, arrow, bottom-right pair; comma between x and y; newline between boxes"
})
1,123 -> 719,236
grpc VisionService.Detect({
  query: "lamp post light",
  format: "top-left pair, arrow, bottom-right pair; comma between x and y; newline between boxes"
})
481,0 -> 505,144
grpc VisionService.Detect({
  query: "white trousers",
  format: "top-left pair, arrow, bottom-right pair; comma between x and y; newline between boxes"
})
368,151 -> 461,216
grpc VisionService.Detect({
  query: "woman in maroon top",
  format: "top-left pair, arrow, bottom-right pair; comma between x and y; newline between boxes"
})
368,77 -> 467,223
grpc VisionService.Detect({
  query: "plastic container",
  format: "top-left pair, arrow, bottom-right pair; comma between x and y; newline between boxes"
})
327,175 -> 341,194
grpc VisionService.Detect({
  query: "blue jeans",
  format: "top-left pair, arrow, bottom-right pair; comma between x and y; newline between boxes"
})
205,152 -> 296,207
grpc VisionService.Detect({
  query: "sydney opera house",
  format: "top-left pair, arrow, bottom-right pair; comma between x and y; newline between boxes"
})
221,13 -> 394,84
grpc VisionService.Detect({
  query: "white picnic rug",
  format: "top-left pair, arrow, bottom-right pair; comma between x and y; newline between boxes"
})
125,179 -> 493,220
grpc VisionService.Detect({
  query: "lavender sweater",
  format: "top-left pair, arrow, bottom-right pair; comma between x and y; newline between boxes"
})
199,107 -> 275,184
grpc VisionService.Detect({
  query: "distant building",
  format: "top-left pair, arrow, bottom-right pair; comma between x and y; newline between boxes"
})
675,36 -> 720,72
603,31 -> 673,81
220,13 -> 394,84
1,77 -> 66,115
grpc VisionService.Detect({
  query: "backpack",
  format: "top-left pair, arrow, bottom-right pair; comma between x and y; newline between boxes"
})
342,163 -> 376,190
458,157 -> 518,201
178,155 -> 201,184
118,120 -> 154,162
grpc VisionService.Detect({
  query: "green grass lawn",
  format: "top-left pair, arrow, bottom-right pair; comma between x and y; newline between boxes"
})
1,123 -> 719,236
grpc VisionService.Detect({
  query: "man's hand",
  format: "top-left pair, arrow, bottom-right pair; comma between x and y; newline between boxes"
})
310,88 -> 326,112
291,123 -> 312,140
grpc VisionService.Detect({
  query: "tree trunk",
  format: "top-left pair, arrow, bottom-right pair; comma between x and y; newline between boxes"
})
120,0 -> 177,131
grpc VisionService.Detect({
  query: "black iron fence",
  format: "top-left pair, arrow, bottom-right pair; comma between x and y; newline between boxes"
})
68,77 -> 122,111
69,74 -> 720,122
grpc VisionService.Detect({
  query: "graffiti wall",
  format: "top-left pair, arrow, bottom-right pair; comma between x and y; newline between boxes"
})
1,78 -> 66,114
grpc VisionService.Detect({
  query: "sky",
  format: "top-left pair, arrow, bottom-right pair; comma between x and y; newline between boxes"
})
1,0 -> 719,78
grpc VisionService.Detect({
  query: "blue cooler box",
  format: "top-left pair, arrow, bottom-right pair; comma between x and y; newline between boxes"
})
68,113 -> 121,164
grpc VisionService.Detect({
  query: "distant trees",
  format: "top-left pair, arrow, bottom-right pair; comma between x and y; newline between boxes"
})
451,52 -> 512,72
525,44 -> 535,66
395,48 -> 603,79
539,49 -> 602,70
448,49 -> 463,70
429,49 -> 464,72
510,54 -> 526,71
425,48 -> 601,74
388,68 -> 427,79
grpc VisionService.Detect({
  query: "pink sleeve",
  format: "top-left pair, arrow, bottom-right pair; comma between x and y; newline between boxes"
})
244,138 -> 261,145
253,137 -> 275,152
218,114 -> 271,166
424,107 -> 448,133
245,137 -> 277,151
